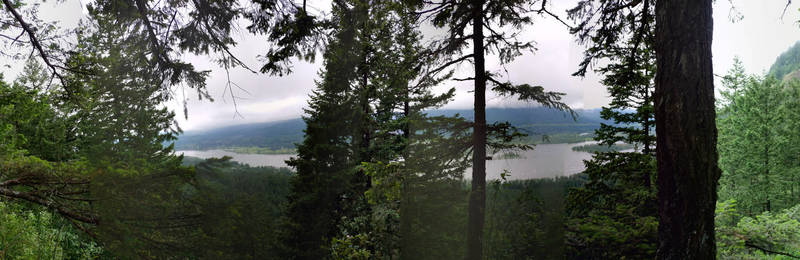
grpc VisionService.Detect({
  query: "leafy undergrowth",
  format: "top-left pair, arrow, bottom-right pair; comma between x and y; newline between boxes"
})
716,200 -> 800,259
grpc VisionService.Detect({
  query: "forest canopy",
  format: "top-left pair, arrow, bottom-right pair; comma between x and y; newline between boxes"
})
1,0 -> 800,259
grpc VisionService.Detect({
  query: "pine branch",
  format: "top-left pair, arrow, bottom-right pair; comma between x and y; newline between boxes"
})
744,240 -> 800,259
1,0 -> 66,87
0,186 -> 98,224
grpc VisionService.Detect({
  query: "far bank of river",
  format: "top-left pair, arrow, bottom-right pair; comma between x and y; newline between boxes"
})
178,142 -> 594,180
180,150 -> 294,168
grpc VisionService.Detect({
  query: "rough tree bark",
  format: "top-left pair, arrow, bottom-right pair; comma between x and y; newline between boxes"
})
466,0 -> 487,259
654,0 -> 721,259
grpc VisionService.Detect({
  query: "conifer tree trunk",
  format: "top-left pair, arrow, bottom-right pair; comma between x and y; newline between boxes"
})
654,0 -> 721,258
359,3 -> 372,163
400,87 -> 412,258
643,87 -> 652,156
466,0 -> 487,258
361,60 -> 371,161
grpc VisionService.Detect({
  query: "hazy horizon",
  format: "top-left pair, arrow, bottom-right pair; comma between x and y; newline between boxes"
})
3,0 -> 800,131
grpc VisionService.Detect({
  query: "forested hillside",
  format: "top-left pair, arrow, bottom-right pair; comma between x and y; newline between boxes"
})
175,107 -> 609,151
175,118 -> 305,151
1,0 -> 795,259
713,58 -> 800,258
431,107 -> 607,133
769,41 -> 800,80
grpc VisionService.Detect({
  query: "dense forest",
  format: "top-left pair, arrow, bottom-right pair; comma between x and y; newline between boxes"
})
1,0 -> 800,259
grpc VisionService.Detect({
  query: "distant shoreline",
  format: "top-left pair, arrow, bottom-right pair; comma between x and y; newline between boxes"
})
179,141 -> 595,180
177,136 -> 598,157
177,147 -> 297,155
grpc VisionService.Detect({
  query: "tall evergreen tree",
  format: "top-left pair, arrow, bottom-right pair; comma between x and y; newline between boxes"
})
14,58 -> 51,91
778,78 -> 800,208
280,1 -> 458,258
565,1 -> 657,257
0,16 -> 210,257
569,0 -> 721,257
61,20 -> 204,257
279,4 -> 361,255
717,60 -> 800,217
403,1 -> 573,257
65,21 -> 181,171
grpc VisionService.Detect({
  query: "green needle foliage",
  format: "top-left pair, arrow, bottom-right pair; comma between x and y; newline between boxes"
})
279,1 -> 460,258
715,56 -> 800,258
717,58 -> 800,218
1,14 -> 209,258
716,200 -> 800,259
565,1 -> 658,258
401,1 -> 574,257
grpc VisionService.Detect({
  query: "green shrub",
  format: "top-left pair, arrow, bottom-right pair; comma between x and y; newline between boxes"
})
0,201 -> 102,259
717,200 -> 800,259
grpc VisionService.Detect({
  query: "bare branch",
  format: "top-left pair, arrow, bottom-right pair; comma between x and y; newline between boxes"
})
427,54 -> 474,77
1,0 -> 66,87
535,0 -> 575,29
782,0 -> 793,20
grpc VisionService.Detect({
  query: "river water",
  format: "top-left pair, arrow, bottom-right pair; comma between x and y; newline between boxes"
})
178,142 -> 594,180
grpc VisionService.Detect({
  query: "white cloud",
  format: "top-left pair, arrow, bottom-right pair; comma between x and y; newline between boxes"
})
7,0 -> 800,131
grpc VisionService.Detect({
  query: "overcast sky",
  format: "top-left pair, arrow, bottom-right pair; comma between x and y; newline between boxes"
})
13,0 -> 800,131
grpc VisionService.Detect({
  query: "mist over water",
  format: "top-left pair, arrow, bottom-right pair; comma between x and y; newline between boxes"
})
179,142 -> 594,180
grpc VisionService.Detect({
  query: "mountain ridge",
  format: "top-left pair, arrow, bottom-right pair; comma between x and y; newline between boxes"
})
769,40 -> 800,80
174,107 -> 610,151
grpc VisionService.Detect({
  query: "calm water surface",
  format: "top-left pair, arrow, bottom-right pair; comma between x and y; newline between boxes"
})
477,142 -> 593,180
179,142 -> 593,180
179,150 -> 294,168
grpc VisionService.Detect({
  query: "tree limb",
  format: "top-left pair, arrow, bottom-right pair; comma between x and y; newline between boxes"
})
745,240 -> 800,259
427,54 -> 473,77
1,0 -> 66,87
134,0 -> 167,65
535,0 -> 574,29
0,186 -> 98,225
782,0 -> 793,20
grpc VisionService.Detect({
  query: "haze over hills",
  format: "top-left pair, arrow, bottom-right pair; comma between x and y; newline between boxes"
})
175,118 -> 305,150
429,107 -> 606,133
176,39 -> 800,152
174,107 -> 611,151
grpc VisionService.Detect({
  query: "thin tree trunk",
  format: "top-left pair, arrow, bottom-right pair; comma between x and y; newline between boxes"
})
400,85 -> 412,259
466,0 -> 487,259
654,0 -> 721,259
360,5 -> 371,163
643,83 -> 652,189
765,127 -> 770,212
403,97 -> 410,140
361,64 -> 371,160
643,85 -> 651,156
